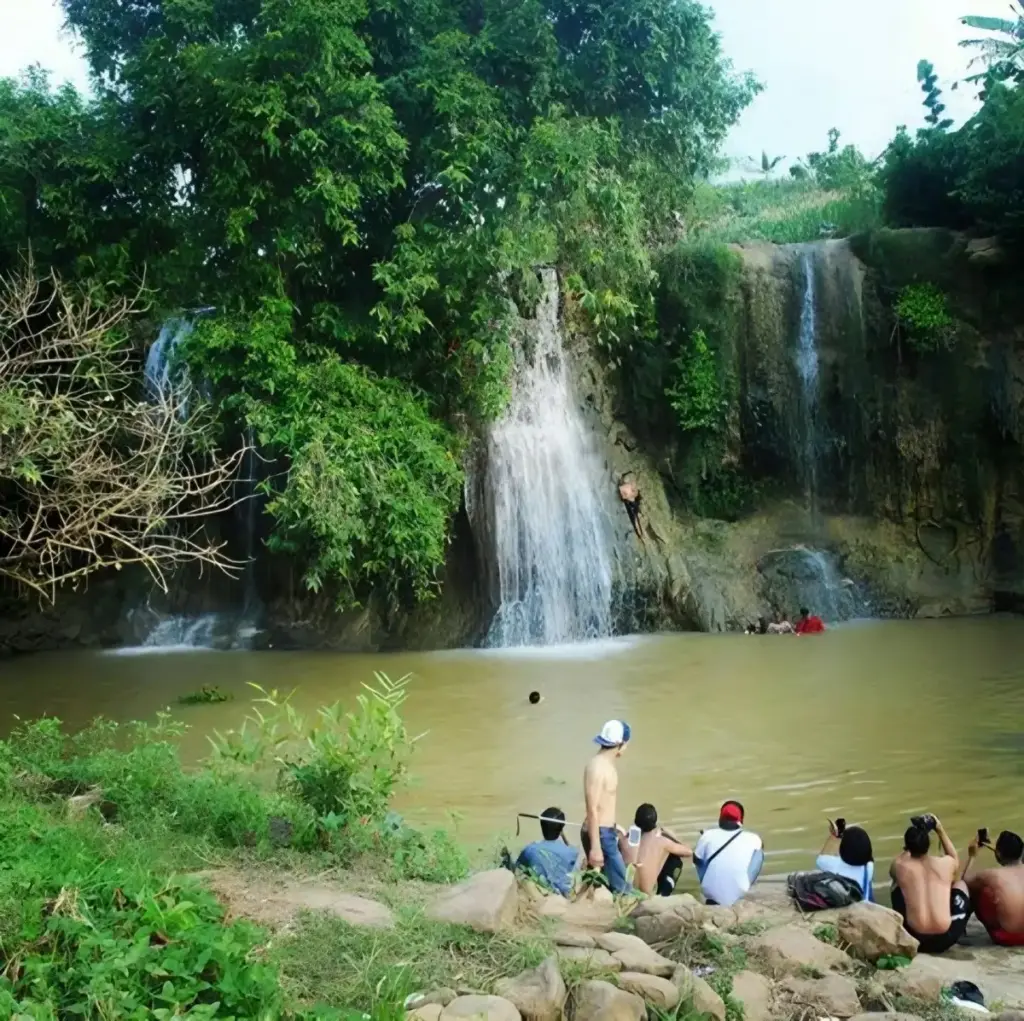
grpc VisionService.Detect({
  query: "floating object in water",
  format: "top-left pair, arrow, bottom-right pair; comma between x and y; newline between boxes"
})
176,685 -> 232,705
529,691 -> 541,704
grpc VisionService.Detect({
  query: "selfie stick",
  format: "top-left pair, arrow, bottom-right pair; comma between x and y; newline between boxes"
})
516,812 -> 584,837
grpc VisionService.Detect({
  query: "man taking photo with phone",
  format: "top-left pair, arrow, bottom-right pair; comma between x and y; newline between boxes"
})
962,828 -> 1024,946
890,814 -> 972,954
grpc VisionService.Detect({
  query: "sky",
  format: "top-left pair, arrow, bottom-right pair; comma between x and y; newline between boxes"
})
0,0 -> 998,172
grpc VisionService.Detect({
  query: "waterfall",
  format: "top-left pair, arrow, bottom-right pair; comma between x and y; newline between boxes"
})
476,268 -> 614,647
795,250 -> 821,507
144,317 -> 193,400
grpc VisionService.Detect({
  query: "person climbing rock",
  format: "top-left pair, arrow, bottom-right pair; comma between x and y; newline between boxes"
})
618,473 -> 645,541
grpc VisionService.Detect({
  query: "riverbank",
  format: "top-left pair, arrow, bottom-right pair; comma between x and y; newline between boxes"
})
2,677 -> 1023,1019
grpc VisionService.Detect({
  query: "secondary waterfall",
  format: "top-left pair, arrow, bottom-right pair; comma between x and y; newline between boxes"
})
475,269 -> 614,647
795,249 -> 821,507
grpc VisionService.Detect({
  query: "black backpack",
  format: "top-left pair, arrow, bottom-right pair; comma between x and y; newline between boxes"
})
787,869 -> 864,912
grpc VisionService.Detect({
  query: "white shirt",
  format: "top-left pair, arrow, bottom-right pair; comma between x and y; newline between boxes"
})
694,825 -> 764,906
816,854 -> 874,901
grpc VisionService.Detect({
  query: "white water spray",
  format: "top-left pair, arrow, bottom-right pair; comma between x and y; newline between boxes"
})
477,269 -> 614,647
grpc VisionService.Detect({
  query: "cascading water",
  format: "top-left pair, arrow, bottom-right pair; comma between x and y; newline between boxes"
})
476,269 -> 614,647
127,314 -> 260,653
795,249 -> 821,507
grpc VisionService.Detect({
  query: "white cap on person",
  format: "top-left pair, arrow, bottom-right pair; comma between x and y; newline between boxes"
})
594,720 -> 631,747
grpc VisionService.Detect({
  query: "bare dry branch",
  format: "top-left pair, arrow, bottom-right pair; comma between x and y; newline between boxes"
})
0,263 -> 246,602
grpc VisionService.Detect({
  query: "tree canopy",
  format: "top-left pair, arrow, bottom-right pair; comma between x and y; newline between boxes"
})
0,0 -> 756,606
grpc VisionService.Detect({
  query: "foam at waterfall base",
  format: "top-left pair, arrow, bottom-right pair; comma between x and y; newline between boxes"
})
472,634 -> 642,660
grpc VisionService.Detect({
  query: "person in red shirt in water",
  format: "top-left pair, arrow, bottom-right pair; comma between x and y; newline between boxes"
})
794,607 -> 826,635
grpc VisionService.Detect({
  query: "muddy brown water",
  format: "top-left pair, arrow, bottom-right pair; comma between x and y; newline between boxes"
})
2,618 -> 1023,886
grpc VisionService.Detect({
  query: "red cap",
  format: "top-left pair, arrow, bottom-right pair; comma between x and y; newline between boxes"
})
720,802 -> 744,824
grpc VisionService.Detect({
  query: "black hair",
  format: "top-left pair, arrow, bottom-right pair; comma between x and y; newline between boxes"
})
839,825 -> 873,867
904,823 -> 931,858
540,807 -> 565,841
635,803 -> 658,833
528,691 -> 541,705
758,617 -> 768,634
799,607 -> 810,618
995,830 -> 1024,864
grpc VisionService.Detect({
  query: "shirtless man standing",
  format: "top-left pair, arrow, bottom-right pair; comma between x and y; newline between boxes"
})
890,815 -> 972,954
583,720 -> 632,893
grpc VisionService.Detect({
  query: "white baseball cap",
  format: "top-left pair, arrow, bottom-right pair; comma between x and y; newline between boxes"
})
594,720 -> 631,748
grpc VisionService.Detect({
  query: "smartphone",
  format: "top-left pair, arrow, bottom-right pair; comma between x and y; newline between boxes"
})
627,825 -> 642,848
835,817 -> 846,836
978,827 -> 990,846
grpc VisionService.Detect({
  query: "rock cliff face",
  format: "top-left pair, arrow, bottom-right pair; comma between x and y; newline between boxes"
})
5,229 -> 1024,654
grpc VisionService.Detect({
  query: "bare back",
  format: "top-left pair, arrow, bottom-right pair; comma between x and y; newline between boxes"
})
634,832 -> 670,895
892,853 -> 957,934
583,752 -> 618,831
971,865 -> 1024,934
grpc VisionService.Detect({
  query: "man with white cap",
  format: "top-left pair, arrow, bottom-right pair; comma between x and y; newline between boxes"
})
583,719 -> 632,893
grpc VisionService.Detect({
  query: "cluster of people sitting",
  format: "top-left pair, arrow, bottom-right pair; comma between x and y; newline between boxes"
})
745,608 -> 826,635
510,719 -> 1024,956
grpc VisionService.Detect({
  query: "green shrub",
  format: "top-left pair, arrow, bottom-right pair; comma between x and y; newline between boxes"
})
666,328 -> 725,433
894,283 -> 955,352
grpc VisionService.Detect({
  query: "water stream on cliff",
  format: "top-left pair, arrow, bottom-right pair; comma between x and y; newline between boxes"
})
795,249 -> 821,513
5,617 -> 1024,882
474,269 -> 613,646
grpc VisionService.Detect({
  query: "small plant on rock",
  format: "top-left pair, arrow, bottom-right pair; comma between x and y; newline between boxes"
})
893,283 -> 955,354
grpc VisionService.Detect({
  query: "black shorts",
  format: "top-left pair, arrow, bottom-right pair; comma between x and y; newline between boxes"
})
657,854 -> 684,896
891,886 -> 972,954
623,498 -> 641,527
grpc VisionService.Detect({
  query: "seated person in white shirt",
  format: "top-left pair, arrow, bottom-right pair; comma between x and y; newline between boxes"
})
693,800 -> 765,906
816,819 -> 874,901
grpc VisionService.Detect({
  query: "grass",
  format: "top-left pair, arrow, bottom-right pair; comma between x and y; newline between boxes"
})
687,178 -> 882,246
662,930 -> 748,1021
274,911 -> 553,1012
813,923 -> 840,946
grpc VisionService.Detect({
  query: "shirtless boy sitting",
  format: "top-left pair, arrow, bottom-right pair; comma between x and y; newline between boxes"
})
963,829 -> 1024,947
625,803 -> 692,896
583,720 -> 632,893
890,814 -> 972,954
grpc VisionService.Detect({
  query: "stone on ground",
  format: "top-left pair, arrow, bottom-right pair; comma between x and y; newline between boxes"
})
552,925 -> 597,948
285,888 -> 395,929
554,945 -> 621,972
559,895 -> 619,933
848,1014 -> 924,1021
407,989 -> 458,1010
427,870 -> 518,933
615,973 -> 680,1011
750,923 -> 853,975
570,980 -> 645,1021
882,952 -> 1024,1008
634,912 -> 687,945
631,893 -> 701,919
730,970 -> 774,1021
837,903 -> 919,962
704,905 -> 739,929
594,932 -> 674,976
440,995 -> 521,1021
494,957 -> 566,1021
407,1006 -> 443,1021
671,967 -> 726,1021
780,973 -> 861,1018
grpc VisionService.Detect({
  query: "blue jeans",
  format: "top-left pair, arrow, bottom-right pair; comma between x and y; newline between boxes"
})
599,826 -> 631,894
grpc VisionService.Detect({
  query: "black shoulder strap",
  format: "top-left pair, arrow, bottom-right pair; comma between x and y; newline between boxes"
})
704,830 -> 743,869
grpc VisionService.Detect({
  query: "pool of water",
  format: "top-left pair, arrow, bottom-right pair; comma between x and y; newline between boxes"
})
3,617 -> 1023,878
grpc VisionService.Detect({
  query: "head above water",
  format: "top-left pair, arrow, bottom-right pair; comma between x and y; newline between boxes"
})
540,807 -> 566,841
594,719 -> 631,753
719,800 -> 745,830
635,803 -> 658,833
839,825 -> 874,867
905,822 -> 931,858
996,830 -> 1024,865
799,607 -> 810,620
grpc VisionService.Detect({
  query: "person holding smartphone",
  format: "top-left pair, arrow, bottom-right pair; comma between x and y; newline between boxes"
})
622,803 -> 693,896
962,828 -> 1024,946
816,818 -> 875,901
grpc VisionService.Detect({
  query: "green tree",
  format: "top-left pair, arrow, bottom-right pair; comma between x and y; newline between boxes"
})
960,7 -> 1024,88
917,60 -> 953,130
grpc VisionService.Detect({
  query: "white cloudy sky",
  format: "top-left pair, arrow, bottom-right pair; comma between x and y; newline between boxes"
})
0,0 -> 996,169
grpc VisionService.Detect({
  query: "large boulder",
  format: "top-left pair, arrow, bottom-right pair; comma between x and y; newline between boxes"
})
408,1007 -> 443,1021
634,912 -> 687,945
730,970 -> 774,1021
671,968 -> 726,1021
284,888 -> 395,929
631,894 -> 702,919
750,923 -> 852,976
570,980 -> 645,1021
594,932 -> 674,976
552,926 -> 597,949
427,870 -> 518,933
616,972 -> 680,1011
882,954 -> 1024,1009
494,958 -> 566,1021
836,903 -> 918,962
441,996 -> 521,1021
781,974 -> 861,1018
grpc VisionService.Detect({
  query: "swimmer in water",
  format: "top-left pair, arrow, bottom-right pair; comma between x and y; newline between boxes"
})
529,691 -> 543,705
